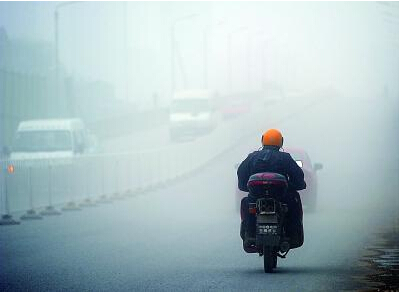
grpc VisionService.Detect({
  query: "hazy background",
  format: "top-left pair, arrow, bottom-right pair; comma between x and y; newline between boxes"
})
1,1 -> 397,105
0,2 -> 398,290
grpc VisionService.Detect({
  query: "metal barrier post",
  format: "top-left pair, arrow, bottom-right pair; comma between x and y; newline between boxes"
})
62,163 -> 81,211
112,160 -> 124,200
0,165 -> 20,225
137,155 -> 143,192
80,159 -> 96,207
125,156 -> 134,197
21,167 -> 42,220
40,165 -> 61,216
158,151 -> 165,187
97,157 -> 112,203
155,151 -> 162,188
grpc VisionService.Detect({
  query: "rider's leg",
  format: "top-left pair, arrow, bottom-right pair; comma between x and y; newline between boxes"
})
240,197 -> 248,240
286,191 -> 304,248
240,195 -> 256,241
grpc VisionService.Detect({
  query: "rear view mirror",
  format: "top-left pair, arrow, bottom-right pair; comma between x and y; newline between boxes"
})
313,163 -> 323,171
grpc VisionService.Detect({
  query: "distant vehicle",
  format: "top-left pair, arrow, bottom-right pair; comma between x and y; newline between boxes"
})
285,147 -> 322,211
221,97 -> 251,120
10,118 -> 97,161
235,147 -> 322,212
169,90 -> 219,141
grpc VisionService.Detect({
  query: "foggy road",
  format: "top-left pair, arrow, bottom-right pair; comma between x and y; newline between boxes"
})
1,2 -> 398,291
1,95 -> 397,292
100,124 -> 171,154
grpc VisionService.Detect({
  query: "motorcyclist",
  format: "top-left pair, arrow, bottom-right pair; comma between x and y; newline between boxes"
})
237,129 -> 306,250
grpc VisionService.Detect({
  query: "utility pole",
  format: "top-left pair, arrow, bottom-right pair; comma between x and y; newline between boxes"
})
171,14 -> 198,96
203,28 -> 208,89
171,24 -> 175,95
227,33 -> 232,93
54,1 -> 82,116
202,20 -> 225,90
227,26 -> 248,94
123,2 -> 129,101
247,33 -> 251,90
54,9 -> 59,114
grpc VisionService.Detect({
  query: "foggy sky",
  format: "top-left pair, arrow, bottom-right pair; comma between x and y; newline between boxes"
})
0,1 -> 397,107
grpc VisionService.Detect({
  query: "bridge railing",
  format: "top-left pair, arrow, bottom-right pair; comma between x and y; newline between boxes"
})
0,107 -> 260,222
0,92 -> 308,223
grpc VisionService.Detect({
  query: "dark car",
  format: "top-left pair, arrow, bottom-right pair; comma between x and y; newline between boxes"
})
235,147 -> 322,212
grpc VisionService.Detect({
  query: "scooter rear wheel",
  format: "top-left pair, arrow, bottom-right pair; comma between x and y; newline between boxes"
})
263,246 -> 277,273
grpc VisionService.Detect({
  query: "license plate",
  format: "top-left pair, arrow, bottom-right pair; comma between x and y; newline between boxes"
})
258,225 -> 278,235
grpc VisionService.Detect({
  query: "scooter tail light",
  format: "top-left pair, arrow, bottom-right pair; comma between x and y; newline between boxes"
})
249,207 -> 257,214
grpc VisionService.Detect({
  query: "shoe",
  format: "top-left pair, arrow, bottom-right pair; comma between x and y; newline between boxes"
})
288,225 -> 304,249
244,230 -> 256,245
243,238 -> 257,253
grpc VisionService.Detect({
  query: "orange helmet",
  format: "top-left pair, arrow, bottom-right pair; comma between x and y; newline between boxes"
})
261,129 -> 283,147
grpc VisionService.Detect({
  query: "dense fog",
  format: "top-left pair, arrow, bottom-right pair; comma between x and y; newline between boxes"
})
1,2 -> 397,103
0,2 -> 398,289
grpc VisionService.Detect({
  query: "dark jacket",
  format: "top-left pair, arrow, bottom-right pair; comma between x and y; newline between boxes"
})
237,146 -> 306,192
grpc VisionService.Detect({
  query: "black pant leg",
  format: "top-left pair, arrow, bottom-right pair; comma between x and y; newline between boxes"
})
286,191 -> 304,248
240,195 -> 257,238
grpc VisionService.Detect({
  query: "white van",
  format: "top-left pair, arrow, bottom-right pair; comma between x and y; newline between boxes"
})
10,119 -> 93,160
169,90 -> 219,141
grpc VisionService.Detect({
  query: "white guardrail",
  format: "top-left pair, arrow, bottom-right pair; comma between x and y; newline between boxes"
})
0,94 -> 313,224
0,107 -> 264,224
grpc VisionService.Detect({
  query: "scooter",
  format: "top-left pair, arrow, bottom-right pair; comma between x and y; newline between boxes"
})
242,172 -> 291,273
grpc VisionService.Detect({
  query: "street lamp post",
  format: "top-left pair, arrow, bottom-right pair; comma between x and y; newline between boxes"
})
171,14 -> 198,96
254,30 -> 267,90
227,33 -> 232,93
203,28 -> 208,89
123,2 -> 129,101
54,9 -> 59,112
227,26 -> 248,94
246,32 -> 251,90
56,2 -> 130,104
54,1 -> 82,116
171,24 -> 175,95
202,20 -> 226,90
